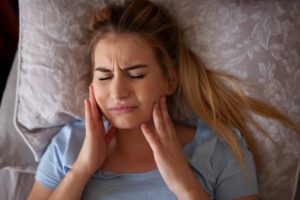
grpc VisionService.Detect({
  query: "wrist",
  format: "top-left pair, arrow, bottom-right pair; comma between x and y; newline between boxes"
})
173,178 -> 209,200
49,163 -> 91,200
72,161 -> 95,179
175,185 -> 209,200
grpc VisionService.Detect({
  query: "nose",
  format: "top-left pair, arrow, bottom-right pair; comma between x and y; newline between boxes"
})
110,74 -> 131,100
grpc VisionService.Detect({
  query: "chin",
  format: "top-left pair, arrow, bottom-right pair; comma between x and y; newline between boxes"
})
109,116 -> 151,130
111,119 -> 140,130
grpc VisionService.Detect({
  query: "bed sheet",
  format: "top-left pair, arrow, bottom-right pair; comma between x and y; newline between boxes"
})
0,169 -> 34,200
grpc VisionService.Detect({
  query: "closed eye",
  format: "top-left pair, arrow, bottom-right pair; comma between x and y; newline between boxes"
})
98,74 -> 146,81
99,77 -> 113,81
129,74 -> 146,79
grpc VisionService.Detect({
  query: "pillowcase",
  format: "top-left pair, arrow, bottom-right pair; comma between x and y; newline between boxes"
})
13,0 -> 300,199
15,0 -> 107,160
0,49 -> 36,171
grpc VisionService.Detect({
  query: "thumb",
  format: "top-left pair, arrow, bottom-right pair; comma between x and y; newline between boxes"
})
84,99 -> 93,135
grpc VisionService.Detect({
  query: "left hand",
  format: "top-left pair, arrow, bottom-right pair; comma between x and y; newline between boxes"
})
141,97 -> 208,199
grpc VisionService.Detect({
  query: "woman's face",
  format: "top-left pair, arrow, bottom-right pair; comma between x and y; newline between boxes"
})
92,34 -> 171,129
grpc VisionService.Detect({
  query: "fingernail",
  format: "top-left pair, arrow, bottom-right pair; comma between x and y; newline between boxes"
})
141,124 -> 147,130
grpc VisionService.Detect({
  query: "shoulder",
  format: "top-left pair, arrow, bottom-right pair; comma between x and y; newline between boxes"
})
35,120 -> 85,190
45,120 -> 85,168
50,120 -> 85,148
183,119 -> 258,199
183,119 -> 253,170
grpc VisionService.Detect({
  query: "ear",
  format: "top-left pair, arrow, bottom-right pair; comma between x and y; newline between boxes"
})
166,69 -> 178,95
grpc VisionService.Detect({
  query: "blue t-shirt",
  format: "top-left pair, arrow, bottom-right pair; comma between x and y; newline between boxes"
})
36,119 -> 258,200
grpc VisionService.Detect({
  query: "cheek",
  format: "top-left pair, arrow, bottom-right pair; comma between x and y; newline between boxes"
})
93,86 -> 106,110
138,80 -> 167,107
145,77 -> 168,97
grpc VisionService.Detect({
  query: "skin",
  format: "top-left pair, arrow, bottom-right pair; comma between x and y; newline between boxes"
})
27,34 -> 257,200
91,34 -> 207,198
92,34 -> 169,129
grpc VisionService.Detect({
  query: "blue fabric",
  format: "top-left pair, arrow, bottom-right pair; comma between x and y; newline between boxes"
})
36,119 -> 258,200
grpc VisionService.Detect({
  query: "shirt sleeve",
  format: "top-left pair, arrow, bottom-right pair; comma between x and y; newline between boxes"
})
212,130 -> 258,200
35,121 -> 85,191
35,132 -> 67,191
187,125 -> 258,200
214,134 -> 258,199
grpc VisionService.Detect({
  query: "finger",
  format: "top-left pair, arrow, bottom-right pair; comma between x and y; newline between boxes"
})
141,124 -> 161,152
105,126 -> 116,145
84,99 -> 93,133
160,96 -> 175,137
89,85 -> 100,121
153,100 -> 167,139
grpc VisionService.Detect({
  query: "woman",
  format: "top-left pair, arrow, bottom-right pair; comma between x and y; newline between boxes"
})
28,0 -> 300,199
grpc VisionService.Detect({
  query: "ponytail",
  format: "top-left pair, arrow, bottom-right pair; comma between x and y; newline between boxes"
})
177,38 -> 300,172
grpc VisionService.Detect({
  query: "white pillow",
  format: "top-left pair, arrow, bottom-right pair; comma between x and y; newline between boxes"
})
15,0 -> 108,160
14,0 -> 300,199
0,50 -> 36,172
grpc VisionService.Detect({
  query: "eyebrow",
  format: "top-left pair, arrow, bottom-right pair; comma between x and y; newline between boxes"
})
95,64 -> 148,72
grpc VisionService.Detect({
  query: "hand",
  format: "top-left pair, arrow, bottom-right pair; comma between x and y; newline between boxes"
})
141,97 -> 208,199
73,84 -> 116,177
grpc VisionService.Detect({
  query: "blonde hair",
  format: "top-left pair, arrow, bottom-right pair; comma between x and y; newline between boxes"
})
87,0 -> 300,171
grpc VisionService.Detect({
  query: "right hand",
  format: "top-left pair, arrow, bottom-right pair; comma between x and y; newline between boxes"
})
73,84 -> 116,177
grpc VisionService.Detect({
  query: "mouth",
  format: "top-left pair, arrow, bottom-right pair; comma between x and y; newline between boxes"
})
108,105 -> 138,114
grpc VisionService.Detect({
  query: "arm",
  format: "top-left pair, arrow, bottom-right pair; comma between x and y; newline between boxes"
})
141,97 -> 258,200
47,165 -> 90,200
141,97 -> 209,200
27,182 -> 52,200
28,85 -> 116,200
27,167 -> 90,200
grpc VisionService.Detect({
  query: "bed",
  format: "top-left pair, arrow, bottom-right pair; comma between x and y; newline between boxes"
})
0,50 -> 35,199
0,0 -> 299,199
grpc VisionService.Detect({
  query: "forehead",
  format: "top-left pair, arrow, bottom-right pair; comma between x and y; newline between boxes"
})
93,34 -> 157,68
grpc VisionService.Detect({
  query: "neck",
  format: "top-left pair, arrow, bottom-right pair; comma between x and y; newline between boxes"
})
113,123 -> 155,160
103,122 -> 195,173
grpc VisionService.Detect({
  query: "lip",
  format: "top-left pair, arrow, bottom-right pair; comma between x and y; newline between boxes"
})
108,105 -> 138,114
